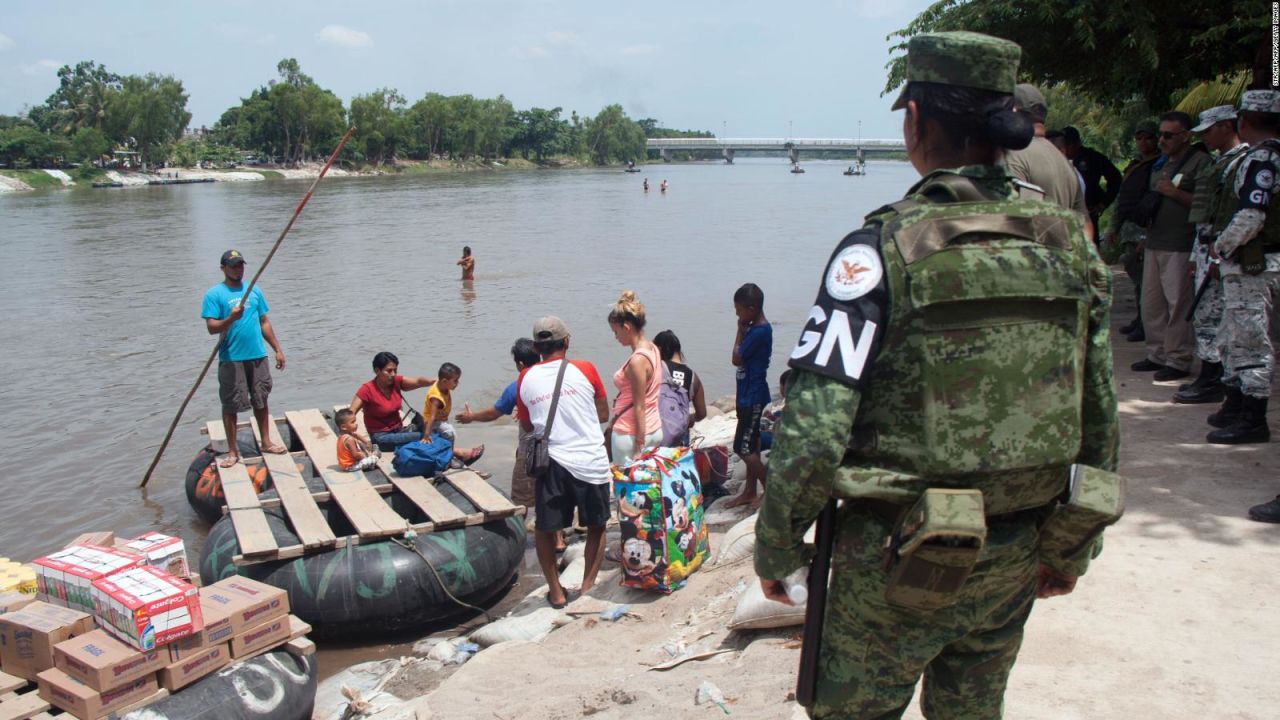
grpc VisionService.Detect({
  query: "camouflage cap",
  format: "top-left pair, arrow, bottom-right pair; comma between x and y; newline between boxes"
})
1133,120 -> 1158,138
1191,104 -> 1237,132
1240,89 -> 1280,114
1013,83 -> 1048,122
892,31 -> 1022,111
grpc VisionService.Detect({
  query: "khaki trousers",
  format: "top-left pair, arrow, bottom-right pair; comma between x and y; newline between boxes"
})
1141,248 -> 1195,371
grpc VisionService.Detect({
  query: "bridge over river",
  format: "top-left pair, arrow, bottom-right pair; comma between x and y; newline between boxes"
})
645,137 -> 906,163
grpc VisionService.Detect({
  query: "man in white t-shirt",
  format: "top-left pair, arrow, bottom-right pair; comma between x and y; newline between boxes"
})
516,316 -> 611,608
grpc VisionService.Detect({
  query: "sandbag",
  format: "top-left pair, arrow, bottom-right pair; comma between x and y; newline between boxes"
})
469,607 -> 572,647
728,580 -> 806,631
715,512 -> 759,565
614,447 -> 710,593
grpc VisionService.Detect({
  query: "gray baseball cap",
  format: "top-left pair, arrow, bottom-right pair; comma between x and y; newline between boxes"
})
532,316 -> 569,342
1014,83 -> 1048,122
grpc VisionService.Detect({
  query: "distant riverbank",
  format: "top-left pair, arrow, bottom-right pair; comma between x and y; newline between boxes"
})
0,156 -> 658,194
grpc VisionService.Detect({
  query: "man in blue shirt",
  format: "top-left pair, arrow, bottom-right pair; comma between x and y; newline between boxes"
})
201,249 -> 287,467
456,339 -> 543,506
723,282 -> 772,509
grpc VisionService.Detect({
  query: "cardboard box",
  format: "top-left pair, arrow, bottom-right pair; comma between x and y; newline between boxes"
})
0,589 -> 35,614
202,576 -> 289,636
166,590 -> 236,661
0,600 -> 96,680
37,667 -> 158,720
158,642 -> 230,692
229,615 -> 290,659
53,629 -> 166,691
90,567 -> 202,651
64,531 -> 115,549
32,545 -> 145,613
117,534 -> 190,578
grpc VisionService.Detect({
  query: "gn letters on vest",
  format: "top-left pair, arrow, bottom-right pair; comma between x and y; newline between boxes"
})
788,229 -> 888,386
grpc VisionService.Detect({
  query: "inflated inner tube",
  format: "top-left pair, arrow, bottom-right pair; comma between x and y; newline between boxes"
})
120,648 -> 315,720
199,481 -> 526,640
185,428 -> 306,524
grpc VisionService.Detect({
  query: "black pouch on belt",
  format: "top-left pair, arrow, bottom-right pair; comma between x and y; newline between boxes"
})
883,488 -> 987,612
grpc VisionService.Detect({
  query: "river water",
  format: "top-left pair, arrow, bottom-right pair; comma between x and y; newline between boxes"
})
0,156 -> 915,669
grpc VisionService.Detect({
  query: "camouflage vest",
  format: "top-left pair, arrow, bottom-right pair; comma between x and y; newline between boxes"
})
834,168 -> 1093,515
1208,142 -> 1252,234
1241,140 -> 1280,251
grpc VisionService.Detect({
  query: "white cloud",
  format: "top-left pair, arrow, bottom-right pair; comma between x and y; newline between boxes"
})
315,24 -> 373,49
510,45 -> 549,60
0,32 -> 14,51
618,44 -> 657,56
545,30 -> 577,46
20,59 -> 61,76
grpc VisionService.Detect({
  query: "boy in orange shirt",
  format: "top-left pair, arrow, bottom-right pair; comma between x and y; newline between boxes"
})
335,408 -> 380,471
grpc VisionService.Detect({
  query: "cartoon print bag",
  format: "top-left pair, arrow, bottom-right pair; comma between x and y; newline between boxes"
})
613,447 -> 710,593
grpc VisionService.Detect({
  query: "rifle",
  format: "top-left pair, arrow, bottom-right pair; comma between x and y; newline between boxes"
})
1185,271 -> 1214,322
796,499 -> 838,709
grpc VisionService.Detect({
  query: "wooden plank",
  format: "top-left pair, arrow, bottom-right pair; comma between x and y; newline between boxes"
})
217,462 -> 278,557
250,417 -> 336,550
206,420 -> 229,454
286,410 -> 407,538
377,457 -> 467,524
0,692 -> 50,720
0,673 -> 22,695
114,688 -> 169,717
442,469 -> 517,513
285,637 -> 316,657
201,416 -> 289,435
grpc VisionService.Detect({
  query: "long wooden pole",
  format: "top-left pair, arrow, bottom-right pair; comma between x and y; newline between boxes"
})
139,127 -> 357,488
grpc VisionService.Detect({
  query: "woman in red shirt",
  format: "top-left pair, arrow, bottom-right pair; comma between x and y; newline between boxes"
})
349,352 -> 436,451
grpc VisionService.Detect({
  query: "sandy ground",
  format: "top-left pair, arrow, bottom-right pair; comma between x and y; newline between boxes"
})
316,270 -> 1279,720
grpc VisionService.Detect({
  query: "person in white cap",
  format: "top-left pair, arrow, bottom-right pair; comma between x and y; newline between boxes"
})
1175,105 -> 1248,404
1207,89 -> 1280,452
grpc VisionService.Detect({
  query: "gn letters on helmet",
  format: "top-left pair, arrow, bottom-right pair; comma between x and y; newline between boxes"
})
788,229 -> 889,387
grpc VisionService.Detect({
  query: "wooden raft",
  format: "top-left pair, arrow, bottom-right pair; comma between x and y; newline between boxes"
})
210,407 -> 524,565
0,670 -> 56,720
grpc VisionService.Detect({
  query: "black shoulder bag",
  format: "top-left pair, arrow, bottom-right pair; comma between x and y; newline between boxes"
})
525,359 -> 569,478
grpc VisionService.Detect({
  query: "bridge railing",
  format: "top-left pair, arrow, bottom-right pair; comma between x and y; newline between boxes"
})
645,138 -> 903,147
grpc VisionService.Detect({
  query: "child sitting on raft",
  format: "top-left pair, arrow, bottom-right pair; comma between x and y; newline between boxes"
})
335,408 -> 380,471
423,362 -> 485,465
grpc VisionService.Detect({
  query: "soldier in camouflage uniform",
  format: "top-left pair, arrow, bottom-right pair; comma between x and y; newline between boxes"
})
754,32 -> 1120,719
1207,90 -> 1280,454
1175,105 -> 1248,404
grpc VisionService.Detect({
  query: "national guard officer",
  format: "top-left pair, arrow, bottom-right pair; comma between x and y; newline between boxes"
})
1208,89 -> 1280,450
754,31 -> 1122,719
1176,105 -> 1248,404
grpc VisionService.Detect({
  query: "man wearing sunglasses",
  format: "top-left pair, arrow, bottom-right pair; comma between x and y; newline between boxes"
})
1131,112 -> 1211,382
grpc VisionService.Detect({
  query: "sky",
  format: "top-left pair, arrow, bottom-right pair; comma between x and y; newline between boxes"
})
0,0 -> 934,140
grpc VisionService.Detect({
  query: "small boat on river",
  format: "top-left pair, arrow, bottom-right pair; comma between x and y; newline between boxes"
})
187,407 -> 526,639
790,163 -> 805,174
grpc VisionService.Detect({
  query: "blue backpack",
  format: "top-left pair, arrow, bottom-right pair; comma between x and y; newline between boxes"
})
658,362 -> 692,447
392,434 -> 454,477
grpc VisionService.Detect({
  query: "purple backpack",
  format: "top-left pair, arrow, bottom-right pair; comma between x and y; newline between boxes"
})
658,362 -> 692,447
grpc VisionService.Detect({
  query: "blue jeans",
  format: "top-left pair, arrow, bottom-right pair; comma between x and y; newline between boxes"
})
371,428 -> 420,452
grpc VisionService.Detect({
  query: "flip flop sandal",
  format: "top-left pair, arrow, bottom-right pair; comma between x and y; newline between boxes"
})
462,444 -> 485,466
547,592 -> 567,610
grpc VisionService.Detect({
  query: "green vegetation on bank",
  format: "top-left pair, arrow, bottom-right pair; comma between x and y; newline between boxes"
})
0,169 -> 63,189
2,57 -> 696,176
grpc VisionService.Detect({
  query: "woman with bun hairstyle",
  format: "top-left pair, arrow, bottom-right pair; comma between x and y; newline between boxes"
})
606,291 -> 664,464
754,32 -> 1118,717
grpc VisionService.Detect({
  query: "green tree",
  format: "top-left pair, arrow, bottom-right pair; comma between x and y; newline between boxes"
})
36,61 -> 121,135
0,124 -> 69,167
109,73 -> 191,167
408,92 -> 455,158
69,126 -> 111,165
349,88 -> 407,164
583,104 -> 646,165
514,106 -> 567,161
886,0 -> 1270,108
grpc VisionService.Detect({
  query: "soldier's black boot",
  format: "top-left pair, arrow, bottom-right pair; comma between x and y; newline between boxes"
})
1207,386 -> 1244,428
1248,496 -> 1280,523
1207,396 -> 1271,444
1174,362 -> 1225,404
1119,316 -> 1140,335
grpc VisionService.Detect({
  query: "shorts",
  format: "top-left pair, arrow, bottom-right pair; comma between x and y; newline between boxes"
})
218,358 -> 272,415
430,421 -> 456,441
733,404 -> 765,457
511,427 -> 536,509
535,459 -> 611,533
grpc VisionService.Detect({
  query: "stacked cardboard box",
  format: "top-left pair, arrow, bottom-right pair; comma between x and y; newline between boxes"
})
0,600 -> 96,680
31,545 -> 144,613
90,566 -> 202,652
115,534 -> 191,579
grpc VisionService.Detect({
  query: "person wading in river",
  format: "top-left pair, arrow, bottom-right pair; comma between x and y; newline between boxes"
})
201,249 -> 287,467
